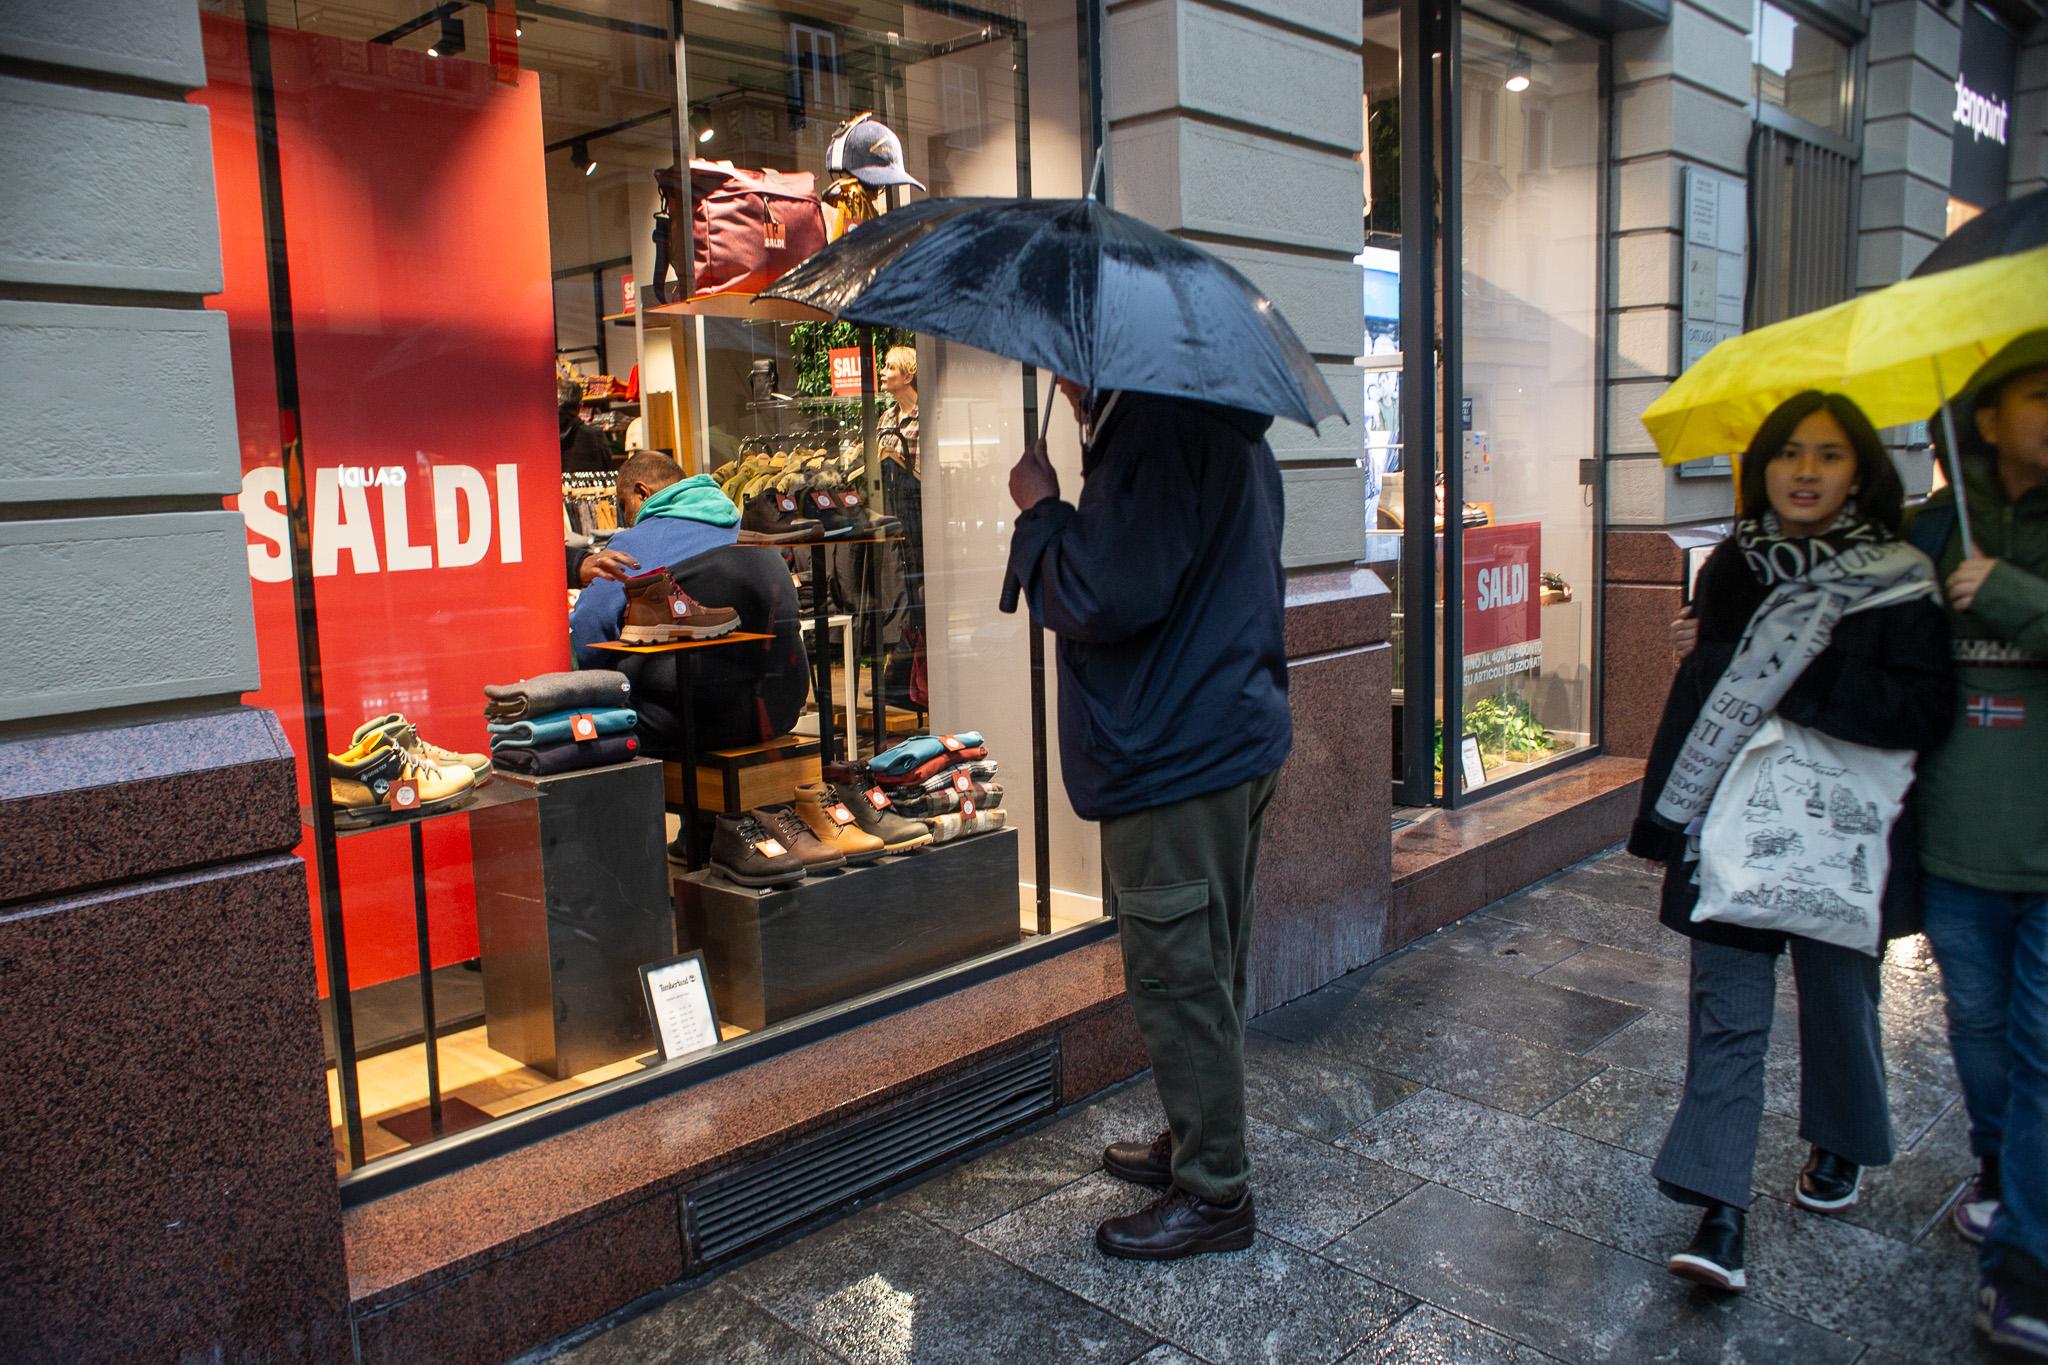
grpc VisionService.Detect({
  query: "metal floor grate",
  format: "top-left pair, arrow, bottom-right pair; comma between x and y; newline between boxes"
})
684,1042 -> 1059,1267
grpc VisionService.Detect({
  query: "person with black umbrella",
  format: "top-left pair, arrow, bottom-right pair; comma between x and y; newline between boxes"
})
1006,377 -> 1292,1259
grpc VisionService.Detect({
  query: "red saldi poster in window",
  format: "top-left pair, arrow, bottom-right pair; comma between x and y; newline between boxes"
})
196,18 -> 567,997
1462,521 -> 1542,687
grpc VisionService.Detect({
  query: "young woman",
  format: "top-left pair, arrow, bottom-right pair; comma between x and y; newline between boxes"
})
1631,391 -> 1952,1293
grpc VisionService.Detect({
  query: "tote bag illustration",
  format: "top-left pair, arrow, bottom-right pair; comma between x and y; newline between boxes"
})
1694,715 -> 1915,956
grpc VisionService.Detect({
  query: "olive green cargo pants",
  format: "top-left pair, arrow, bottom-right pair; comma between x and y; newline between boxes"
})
1100,769 -> 1282,1204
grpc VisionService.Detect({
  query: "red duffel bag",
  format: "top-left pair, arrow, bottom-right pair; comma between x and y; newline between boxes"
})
682,161 -> 827,298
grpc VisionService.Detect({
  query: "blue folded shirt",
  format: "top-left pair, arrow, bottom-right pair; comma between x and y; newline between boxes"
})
488,707 -> 639,749
869,731 -> 986,776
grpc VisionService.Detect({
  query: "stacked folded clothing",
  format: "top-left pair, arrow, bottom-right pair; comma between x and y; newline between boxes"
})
482,670 -> 642,777
860,733 -> 1006,842
888,780 -> 1003,819
869,732 -> 990,787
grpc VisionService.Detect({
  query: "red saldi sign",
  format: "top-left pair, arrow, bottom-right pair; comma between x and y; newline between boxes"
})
829,346 -> 864,396
1463,521 -> 1542,684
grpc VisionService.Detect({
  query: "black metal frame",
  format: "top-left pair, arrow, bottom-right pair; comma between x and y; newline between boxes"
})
1394,0 -> 1613,810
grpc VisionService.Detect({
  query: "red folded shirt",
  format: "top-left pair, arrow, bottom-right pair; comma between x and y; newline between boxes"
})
875,747 -> 989,785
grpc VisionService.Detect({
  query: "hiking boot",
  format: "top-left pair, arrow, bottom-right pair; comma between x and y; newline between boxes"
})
741,489 -> 823,543
796,484 -> 858,538
621,568 -> 740,643
830,487 -> 900,537
1104,1130 -> 1173,1186
352,713 -> 492,786
793,782 -> 886,864
1096,1186 -> 1255,1260
708,812 -> 806,888
1794,1147 -> 1862,1213
1667,1203 -> 1746,1292
750,804 -> 846,875
1978,1276 -> 2048,1359
1955,1157 -> 2001,1244
843,780 -> 933,853
329,732 -> 476,828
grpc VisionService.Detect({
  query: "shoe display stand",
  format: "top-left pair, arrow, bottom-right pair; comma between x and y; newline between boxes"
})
298,780 -> 540,1147
674,827 -> 1021,1030
468,758 -> 675,1079
589,631 -> 771,868
804,535 -> 906,767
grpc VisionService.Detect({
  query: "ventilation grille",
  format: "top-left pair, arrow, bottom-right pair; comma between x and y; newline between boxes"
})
684,1042 -> 1058,1266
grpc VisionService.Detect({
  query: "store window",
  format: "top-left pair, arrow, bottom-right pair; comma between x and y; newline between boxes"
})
196,0 -> 1098,1182
1751,0 -> 1854,140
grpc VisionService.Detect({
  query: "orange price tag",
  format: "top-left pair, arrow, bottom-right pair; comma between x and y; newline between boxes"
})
755,838 -> 787,857
570,713 -> 599,742
386,778 -> 420,812
939,734 -> 965,752
830,802 -> 856,826
866,788 -> 891,810
961,797 -> 977,818
952,770 -> 973,793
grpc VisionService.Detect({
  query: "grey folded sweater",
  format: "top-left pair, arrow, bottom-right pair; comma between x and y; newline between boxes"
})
483,670 -> 631,719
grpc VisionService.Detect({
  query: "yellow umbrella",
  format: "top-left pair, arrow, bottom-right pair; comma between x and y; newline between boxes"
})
1642,243 -> 2048,469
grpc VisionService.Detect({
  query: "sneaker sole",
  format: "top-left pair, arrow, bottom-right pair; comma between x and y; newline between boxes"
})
708,861 -> 806,889
1977,1310 -> 2048,1360
1667,1255 -> 1746,1292
1794,1181 -> 1861,1213
621,620 -> 740,643
1095,1226 -> 1255,1260
1953,1199 -> 1997,1244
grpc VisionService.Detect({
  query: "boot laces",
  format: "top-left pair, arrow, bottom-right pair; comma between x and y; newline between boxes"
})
735,813 -> 773,844
768,807 -> 808,844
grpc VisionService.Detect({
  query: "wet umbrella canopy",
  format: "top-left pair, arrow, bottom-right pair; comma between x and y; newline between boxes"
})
1911,189 -> 2048,278
761,195 -> 1347,429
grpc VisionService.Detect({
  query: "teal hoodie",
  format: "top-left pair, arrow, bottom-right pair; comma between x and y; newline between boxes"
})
635,473 -> 739,527
1912,331 -> 2048,893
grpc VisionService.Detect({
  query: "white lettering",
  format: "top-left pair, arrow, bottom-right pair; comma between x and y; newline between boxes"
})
495,462 -> 523,564
239,465 -> 290,584
314,468 -> 381,576
1954,75 -> 2010,145
381,480 -> 433,572
433,466 -> 491,569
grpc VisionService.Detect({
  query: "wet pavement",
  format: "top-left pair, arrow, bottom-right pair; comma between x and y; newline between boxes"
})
527,849 -> 1998,1364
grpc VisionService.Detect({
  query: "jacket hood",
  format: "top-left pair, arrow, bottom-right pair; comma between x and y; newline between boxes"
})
1931,328 -> 2048,473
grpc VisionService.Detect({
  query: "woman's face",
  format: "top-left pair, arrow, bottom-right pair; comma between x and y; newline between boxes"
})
879,359 -> 911,393
1764,408 -> 1859,536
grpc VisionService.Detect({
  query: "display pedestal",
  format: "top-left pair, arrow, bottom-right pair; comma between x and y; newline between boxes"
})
469,759 -> 675,1079
675,828 -> 1021,1030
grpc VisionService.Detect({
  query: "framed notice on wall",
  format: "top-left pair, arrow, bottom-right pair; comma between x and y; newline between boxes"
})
639,952 -> 721,1061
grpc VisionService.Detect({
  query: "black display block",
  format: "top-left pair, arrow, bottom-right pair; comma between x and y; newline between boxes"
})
674,828 -> 1021,1031
468,759 -> 675,1078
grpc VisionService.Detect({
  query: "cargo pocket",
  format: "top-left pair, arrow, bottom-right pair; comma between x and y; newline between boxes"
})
1116,881 -> 1213,1000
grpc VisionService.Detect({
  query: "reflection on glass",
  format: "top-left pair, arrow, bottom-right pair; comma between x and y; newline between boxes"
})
1752,0 -> 1852,137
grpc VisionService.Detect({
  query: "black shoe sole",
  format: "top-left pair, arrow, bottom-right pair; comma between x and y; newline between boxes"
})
1102,1154 -> 1172,1186
1095,1225 -> 1255,1260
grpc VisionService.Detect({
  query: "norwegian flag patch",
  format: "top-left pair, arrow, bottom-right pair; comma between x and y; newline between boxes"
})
1964,694 -> 2027,728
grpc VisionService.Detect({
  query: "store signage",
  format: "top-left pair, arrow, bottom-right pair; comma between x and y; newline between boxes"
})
238,463 -> 526,581
1462,521 -> 1543,687
620,273 -> 636,314
639,952 -> 721,1061
829,346 -> 864,396
1951,3 -> 2017,209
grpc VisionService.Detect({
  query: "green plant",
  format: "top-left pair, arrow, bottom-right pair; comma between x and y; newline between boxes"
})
1464,690 -> 1554,762
787,321 -> 914,396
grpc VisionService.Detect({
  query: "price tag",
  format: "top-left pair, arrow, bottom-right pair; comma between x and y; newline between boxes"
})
840,491 -> 862,507
940,734 -> 965,752
812,491 -> 838,512
779,495 -> 798,513
669,592 -> 694,619
829,802 -> 856,826
386,778 -> 420,812
866,787 -> 892,810
755,838 -> 787,857
570,713 -> 599,742
952,770 -> 973,793
961,796 -> 977,818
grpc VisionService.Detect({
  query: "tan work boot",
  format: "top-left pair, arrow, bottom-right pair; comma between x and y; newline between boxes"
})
621,568 -> 740,643
328,731 -> 476,828
794,781 -> 886,864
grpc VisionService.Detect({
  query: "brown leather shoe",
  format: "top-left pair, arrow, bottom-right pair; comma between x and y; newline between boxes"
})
1095,1186 -> 1255,1260
1103,1130 -> 1173,1186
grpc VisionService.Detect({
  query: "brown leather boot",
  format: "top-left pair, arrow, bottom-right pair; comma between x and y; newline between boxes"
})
1103,1130 -> 1173,1186
1095,1186 -> 1256,1260
621,568 -> 740,643
794,782 -> 886,864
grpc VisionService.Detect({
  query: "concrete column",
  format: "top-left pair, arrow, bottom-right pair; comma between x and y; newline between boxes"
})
0,2 -> 348,1358
1859,0 -> 1959,289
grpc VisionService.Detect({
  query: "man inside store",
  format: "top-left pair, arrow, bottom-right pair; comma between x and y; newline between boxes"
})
1005,381 -> 1292,1261
568,451 -> 740,667
559,377 -> 617,475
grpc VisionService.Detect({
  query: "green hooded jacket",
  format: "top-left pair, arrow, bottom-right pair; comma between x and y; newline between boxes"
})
1910,330 -> 2048,893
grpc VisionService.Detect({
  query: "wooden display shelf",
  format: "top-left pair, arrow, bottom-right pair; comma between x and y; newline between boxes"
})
587,630 -> 773,655
640,294 -> 829,324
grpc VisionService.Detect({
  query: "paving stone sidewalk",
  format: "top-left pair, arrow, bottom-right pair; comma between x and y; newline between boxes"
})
530,849 -> 2000,1364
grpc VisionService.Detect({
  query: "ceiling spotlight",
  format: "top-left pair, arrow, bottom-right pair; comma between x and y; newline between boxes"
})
1504,50 -> 1532,93
571,140 -> 596,176
690,107 -> 716,144
428,14 -> 465,58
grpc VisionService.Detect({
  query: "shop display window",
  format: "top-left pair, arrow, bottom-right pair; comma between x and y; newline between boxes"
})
195,0 -> 1100,1182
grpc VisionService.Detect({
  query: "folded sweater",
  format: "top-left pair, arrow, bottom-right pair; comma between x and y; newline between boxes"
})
483,670 -> 631,719
491,732 -> 641,775
487,707 -> 639,749
868,731 -> 986,776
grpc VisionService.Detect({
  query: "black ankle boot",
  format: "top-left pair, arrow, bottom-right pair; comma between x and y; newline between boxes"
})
1795,1147 -> 1863,1213
1668,1202 -> 1746,1292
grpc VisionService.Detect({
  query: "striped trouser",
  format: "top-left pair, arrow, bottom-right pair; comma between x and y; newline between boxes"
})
1653,936 -> 1893,1210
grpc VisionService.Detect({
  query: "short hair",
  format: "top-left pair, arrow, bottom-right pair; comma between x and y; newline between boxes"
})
557,377 -> 584,410
617,450 -> 684,490
885,345 -> 917,384
1736,391 -> 1904,535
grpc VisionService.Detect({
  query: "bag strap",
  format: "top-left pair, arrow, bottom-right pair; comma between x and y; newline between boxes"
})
1908,501 -> 1957,564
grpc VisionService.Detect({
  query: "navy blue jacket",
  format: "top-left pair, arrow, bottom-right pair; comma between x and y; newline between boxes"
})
1007,393 -> 1292,820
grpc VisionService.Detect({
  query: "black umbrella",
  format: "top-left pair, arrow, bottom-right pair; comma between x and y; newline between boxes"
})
760,194 -> 1347,429
1911,189 -> 2048,277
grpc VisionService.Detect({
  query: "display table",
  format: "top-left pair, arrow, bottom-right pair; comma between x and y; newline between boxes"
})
469,758 -> 674,1079
674,827 -> 1020,1030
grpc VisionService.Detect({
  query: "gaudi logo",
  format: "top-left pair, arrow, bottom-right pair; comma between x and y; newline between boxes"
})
1954,75 -> 2009,145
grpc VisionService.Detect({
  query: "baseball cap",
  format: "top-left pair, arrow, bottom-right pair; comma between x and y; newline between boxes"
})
827,113 -> 924,190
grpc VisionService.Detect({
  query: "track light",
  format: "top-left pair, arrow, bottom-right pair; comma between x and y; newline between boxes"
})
428,14 -> 464,57
1504,49 -> 1532,93
691,107 -> 716,144
570,140 -> 597,175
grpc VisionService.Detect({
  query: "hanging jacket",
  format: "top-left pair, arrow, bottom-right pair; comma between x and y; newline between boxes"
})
1629,538 -> 1953,952
1910,339 -> 2048,892
1006,393 -> 1292,821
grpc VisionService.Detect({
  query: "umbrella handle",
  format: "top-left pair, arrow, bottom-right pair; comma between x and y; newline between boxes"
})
998,381 -> 1063,615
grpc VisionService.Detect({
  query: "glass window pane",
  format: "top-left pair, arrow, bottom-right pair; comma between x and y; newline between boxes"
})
1752,1 -> 1852,137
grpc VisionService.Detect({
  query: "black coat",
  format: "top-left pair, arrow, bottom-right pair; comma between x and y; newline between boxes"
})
1628,538 -> 1953,952
1006,393 -> 1292,820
